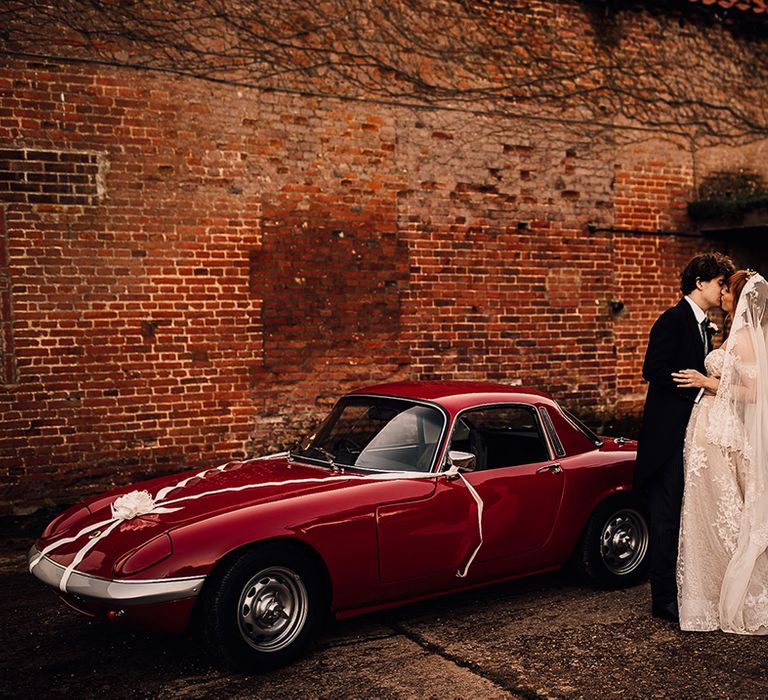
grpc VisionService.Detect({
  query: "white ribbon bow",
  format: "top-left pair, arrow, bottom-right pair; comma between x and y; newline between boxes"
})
111,490 -> 156,520
111,490 -> 181,520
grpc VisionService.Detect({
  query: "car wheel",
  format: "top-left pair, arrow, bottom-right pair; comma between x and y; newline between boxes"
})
201,544 -> 325,671
576,496 -> 650,589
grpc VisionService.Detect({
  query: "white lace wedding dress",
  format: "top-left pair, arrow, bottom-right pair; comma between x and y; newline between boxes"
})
678,347 -> 768,634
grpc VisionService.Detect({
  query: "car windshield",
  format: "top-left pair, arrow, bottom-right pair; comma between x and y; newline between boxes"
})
294,396 -> 445,472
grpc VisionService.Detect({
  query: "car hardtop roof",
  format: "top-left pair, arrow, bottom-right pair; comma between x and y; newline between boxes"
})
347,380 -> 555,407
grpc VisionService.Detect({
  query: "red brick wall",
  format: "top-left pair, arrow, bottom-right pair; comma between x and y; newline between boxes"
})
0,7 -> 756,511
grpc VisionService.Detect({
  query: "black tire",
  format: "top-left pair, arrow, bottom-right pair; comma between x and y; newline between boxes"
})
200,543 -> 325,671
576,495 -> 650,589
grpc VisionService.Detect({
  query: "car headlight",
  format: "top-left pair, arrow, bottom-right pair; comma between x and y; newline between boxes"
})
42,504 -> 91,538
114,533 -> 173,576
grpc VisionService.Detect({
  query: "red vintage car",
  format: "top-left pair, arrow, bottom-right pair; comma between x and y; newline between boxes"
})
29,381 -> 647,670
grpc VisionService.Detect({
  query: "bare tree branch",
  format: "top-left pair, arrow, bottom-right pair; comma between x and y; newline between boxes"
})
1,0 -> 766,143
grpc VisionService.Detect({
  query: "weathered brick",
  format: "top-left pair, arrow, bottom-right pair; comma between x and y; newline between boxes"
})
0,4 -> 763,513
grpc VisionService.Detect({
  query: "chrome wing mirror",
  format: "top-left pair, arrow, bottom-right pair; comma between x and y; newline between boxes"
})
447,450 -> 476,473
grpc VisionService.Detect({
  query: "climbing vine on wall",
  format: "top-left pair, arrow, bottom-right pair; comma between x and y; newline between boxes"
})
0,0 -> 766,143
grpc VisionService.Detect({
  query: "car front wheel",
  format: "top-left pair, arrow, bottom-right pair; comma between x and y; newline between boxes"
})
201,544 -> 325,671
576,496 -> 650,589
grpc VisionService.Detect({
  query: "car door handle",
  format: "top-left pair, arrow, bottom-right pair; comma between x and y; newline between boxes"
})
536,463 -> 562,474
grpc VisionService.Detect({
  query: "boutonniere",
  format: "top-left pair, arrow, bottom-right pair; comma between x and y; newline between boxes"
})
705,321 -> 719,335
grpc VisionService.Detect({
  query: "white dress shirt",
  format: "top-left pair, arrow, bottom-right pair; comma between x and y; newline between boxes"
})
684,295 -> 708,341
684,295 -> 708,402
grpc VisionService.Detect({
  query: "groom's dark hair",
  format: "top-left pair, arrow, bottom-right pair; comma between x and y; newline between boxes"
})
680,252 -> 735,295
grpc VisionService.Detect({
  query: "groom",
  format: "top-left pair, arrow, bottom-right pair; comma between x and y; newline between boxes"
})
635,252 -> 734,622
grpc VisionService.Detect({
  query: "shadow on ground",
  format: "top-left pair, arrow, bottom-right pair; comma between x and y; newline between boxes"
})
3,511 -> 766,699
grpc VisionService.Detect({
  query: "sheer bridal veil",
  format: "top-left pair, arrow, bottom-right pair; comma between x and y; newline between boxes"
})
710,271 -> 768,633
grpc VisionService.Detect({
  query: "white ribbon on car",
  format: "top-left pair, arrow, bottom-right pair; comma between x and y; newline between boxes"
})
453,470 -> 484,578
30,456 -> 485,591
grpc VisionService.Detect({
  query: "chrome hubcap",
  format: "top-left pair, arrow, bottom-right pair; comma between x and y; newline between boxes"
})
238,566 -> 308,652
600,508 -> 648,575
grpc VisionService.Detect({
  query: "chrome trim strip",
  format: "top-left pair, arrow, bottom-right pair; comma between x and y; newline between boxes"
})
538,406 -> 566,458
28,546 -> 205,606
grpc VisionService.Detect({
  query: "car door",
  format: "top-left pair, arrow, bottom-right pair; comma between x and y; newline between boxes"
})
376,475 -> 486,583
375,403 -> 564,583
459,404 -> 565,563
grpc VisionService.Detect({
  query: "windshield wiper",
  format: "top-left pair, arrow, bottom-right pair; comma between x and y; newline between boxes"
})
287,440 -> 303,463
292,444 -> 344,471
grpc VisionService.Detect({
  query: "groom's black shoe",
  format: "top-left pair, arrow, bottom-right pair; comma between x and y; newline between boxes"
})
652,600 -> 679,622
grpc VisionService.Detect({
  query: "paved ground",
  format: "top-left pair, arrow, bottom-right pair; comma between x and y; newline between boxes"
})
3,510 -> 766,699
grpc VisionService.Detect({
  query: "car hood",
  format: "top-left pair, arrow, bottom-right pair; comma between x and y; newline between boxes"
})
84,456 -> 355,526
34,456 -> 430,574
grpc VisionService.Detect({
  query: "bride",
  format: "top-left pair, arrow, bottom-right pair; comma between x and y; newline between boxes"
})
673,269 -> 768,634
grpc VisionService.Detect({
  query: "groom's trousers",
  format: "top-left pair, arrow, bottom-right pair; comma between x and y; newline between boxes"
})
647,443 -> 685,606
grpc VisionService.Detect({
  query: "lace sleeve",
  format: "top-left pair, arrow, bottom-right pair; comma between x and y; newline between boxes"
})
706,349 -> 747,453
728,329 -> 758,403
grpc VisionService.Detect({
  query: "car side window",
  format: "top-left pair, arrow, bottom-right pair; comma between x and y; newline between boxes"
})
450,405 -> 550,470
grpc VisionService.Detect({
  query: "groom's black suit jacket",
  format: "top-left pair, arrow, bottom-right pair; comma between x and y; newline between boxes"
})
634,298 -> 707,489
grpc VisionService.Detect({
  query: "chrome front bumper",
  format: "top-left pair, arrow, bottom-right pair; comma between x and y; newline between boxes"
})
28,546 -> 205,606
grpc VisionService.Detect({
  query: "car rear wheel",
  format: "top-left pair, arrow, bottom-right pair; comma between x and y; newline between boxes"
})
201,544 -> 324,671
576,496 -> 650,589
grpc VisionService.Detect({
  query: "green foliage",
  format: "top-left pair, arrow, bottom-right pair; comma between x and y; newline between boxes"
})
697,169 -> 765,199
688,169 -> 768,222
